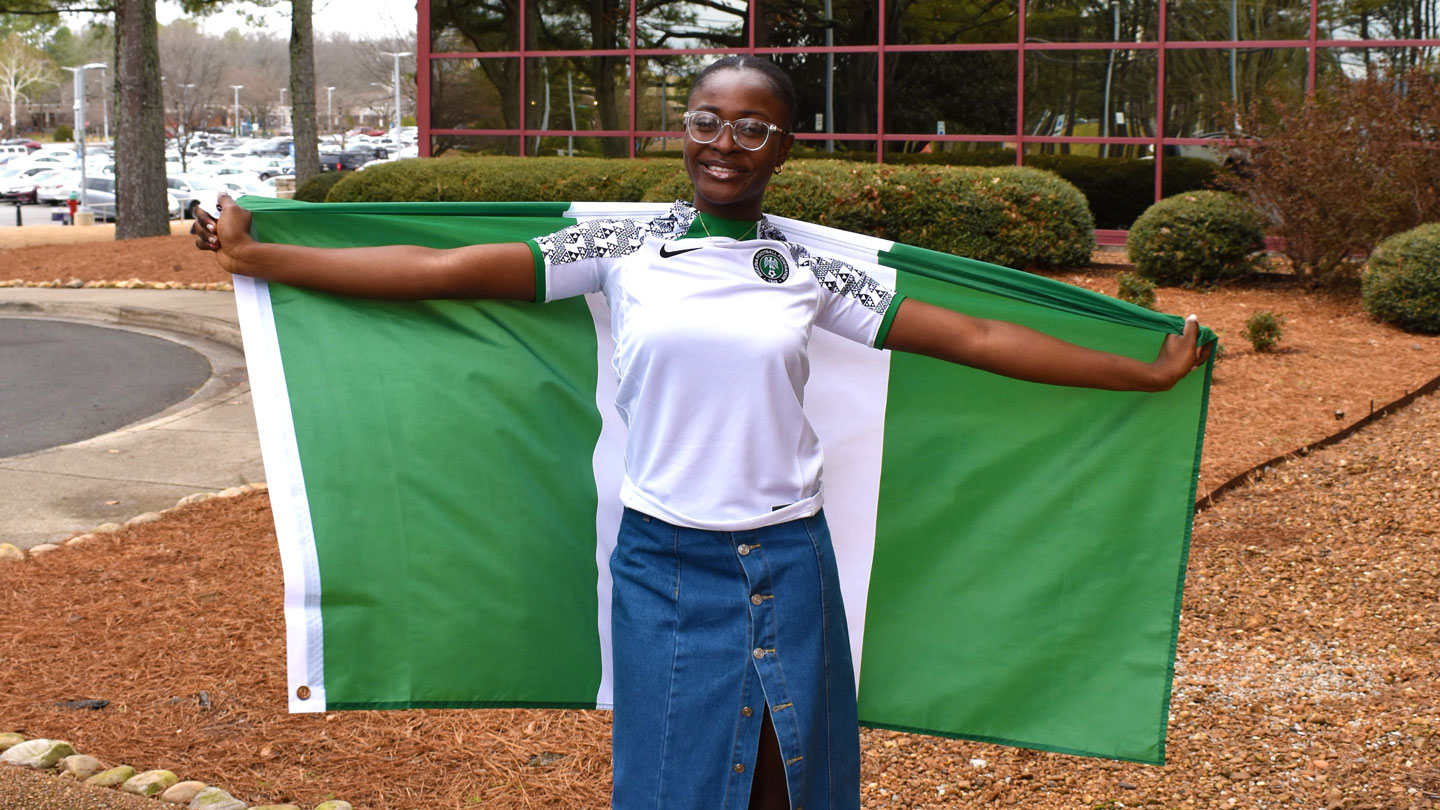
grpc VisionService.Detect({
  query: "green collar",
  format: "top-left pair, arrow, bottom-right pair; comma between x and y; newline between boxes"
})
681,211 -> 760,241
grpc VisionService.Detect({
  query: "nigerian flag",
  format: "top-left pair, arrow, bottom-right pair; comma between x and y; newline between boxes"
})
234,197 -> 1213,765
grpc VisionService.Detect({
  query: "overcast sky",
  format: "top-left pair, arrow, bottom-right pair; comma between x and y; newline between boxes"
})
154,0 -> 416,41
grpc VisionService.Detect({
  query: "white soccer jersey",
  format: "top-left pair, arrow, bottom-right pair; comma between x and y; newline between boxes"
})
530,201 -> 905,531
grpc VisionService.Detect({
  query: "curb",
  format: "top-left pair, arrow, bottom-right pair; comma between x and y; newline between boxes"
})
0,299 -> 242,351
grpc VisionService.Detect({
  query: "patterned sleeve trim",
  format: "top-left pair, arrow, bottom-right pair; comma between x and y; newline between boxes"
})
532,217 -> 648,267
784,242 -> 898,316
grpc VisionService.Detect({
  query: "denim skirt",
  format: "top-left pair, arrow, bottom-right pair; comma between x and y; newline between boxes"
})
609,507 -> 861,810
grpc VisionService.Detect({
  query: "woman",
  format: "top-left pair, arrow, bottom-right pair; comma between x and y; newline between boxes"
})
195,55 -> 1207,810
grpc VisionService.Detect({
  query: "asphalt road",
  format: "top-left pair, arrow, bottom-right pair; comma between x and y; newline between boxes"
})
0,202 -> 71,227
0,318 -> 212,458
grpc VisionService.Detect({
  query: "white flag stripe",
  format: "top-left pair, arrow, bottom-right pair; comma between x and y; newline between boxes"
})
233,276 -> 328,713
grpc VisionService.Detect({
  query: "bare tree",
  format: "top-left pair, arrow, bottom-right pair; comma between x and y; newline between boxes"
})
0,32 -> 53,136
159,20 -> 220,170
114,0 -> 169,238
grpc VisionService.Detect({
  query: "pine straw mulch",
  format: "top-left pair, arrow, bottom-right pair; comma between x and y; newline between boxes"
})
1,239 -> 1438,809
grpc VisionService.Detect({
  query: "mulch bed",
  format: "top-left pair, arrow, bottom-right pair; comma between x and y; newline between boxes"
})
2,238 -> 1438,808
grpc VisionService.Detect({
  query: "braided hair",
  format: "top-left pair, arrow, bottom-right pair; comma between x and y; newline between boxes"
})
688,56 -> 798,131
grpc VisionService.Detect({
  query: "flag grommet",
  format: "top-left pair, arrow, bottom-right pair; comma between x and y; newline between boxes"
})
296,686 -> 311,700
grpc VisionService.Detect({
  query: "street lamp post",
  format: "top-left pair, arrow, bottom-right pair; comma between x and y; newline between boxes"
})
230,85 -> 244,137
278,87 -> 287,134
380,51 -> 411,153
326,85 -> 336,135
61,62 -> 108,217
96,65 -> 109,143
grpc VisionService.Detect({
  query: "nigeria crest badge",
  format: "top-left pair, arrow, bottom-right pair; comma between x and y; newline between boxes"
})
752,248 -> 789,283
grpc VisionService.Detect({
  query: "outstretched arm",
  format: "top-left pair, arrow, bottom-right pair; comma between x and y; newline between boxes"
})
884,298 -> 1210,393
192,194 -> 536,301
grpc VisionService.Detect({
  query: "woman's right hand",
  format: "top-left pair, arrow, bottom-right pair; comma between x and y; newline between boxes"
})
191,193 -> 252,275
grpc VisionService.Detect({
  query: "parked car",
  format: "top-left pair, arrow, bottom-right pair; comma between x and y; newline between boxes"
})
35,170 -> 82,204
321,147 -> 389,172
0,167 -> 63,203
82,177 -> 183,221
212,174 -> 277,199
166,173 -> 224,219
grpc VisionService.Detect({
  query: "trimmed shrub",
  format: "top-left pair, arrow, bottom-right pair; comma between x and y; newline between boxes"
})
328,157 -> 684,204
1362,223 -> 1440,334
294,170 -> 352,202
328,156 -> 1095,270
1128,191 -> 1265,286
1115,271 -> 1156,309
892,150 -> 1220,230
53,125 -> 72,142
1244,311 -> 1284,352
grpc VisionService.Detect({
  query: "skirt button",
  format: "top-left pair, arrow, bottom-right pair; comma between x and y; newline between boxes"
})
733,762 -> 746,773
737,544 -> 751,556
741,706 -> 753,717
750,593 -> 764,606
753,647 -> 765,659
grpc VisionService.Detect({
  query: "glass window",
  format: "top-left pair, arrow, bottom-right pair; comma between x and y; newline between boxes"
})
1024,49 -> 1156,144
755,0 -> 879,46
531,0 -> 632,49
431,58 -> 519,132
890,0 -> 1020,44
1027,0 -> 1157,43
1320,0 -> 1440,42
1317,44 -> 1440,77
430,0 -> 518,52
430,134 -> 521,158
638,1 -> 745,48
774,52 -> 878,136
885,51 -> 1019,136
524,56 -> 631,143
1168,0 -> 1311,42
1165,47 -> 1308,136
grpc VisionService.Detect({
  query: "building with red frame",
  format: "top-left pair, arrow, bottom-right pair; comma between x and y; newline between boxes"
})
418,0 -> 1438,219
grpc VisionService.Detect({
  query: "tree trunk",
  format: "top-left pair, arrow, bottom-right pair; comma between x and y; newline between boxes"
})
290,0 -> 321,183
114,0 -> 170,239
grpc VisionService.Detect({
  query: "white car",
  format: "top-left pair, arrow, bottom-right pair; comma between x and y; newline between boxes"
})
166,173 -> 224,219
240,156 -> 294,179
1,167 -> 63,202
35,170 -> 82,204
212,174 -> 277,199
83,177 -> 183,221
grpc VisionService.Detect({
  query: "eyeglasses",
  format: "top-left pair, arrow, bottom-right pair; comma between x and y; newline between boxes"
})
683,111 -> 787,151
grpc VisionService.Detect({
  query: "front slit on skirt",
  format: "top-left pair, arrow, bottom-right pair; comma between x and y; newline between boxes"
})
609,507 -> 861,810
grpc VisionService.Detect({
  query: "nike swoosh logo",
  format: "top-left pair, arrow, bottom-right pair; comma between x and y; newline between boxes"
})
659,244 -> 704,258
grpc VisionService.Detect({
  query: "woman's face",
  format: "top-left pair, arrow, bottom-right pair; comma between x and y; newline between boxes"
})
684,69 -> 794,221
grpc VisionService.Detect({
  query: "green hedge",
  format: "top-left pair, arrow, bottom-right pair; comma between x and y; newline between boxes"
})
890,151 -> 1221,230
1128,191 -> 1266,286
294,170 -> 352,203
1362,223 -> 1440,334
327,157 -> 1094,270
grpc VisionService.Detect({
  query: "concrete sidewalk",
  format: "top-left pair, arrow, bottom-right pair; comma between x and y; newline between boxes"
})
0,287 -> 263,549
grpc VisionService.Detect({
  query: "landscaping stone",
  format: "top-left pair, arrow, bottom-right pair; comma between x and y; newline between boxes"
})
84,765 -> 135,787
0,738 -> 74,768
161,780 -> 209,804
0,733 -> 24,752
187,786 -> 247,810
121,769 -> 179,797
0,543 -> 23,562
314,801 -> 354,810
59,754 -> 103,779
27,543 -> 61,555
